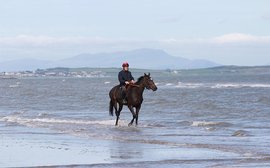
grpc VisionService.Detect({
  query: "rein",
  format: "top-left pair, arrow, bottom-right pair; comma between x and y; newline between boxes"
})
126,83 -> 140,88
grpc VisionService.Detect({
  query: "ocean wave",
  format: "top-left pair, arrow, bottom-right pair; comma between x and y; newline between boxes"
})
158,82 -> 270,89
211,83 -> 270,89
158,82 -> 204,89
0,114 -> 155,129
176,82 -> 204,89
165,83 -> 173,86
232,130 -> 250,137
0,115 -> 115,127
9,84 -> 20,88
191,121 -> 232,127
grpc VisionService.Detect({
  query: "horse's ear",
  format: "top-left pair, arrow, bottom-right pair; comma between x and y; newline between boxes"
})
148,72 -> 150,76
144,73 -> 147,76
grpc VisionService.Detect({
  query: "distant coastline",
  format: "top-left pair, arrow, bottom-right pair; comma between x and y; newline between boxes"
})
1,65 -> 270,79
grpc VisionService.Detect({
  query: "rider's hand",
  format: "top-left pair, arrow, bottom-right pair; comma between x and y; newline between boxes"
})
131,80 -> 135,84
125,81 -> 129,85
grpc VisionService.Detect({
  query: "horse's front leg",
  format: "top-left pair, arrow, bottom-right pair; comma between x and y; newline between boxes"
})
128,106 -> 136,126
135,105 -> 141,126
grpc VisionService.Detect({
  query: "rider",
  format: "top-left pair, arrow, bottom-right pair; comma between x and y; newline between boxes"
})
118,62 -> 135,103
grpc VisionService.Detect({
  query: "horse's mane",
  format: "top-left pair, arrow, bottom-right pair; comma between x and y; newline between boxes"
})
135,76 -> 144,85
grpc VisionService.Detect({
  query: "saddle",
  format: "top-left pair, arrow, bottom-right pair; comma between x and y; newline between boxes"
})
120,84 -> 139,104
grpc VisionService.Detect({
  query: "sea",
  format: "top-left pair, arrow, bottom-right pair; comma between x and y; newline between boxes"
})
0,68 -> 270,167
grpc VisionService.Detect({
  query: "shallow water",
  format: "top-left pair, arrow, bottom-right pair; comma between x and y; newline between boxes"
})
0,72 -> 270,167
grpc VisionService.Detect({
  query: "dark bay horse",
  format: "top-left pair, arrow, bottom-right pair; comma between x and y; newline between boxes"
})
109,73 -> 157,126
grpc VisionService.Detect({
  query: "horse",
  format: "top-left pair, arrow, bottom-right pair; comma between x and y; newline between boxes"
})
109,73 -> 157,126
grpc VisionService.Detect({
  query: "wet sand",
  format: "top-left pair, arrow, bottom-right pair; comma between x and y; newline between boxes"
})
0,133 -> 110,167
1,125 -> 269,168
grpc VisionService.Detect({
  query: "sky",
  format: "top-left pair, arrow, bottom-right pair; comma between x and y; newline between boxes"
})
0,0 -> 270,66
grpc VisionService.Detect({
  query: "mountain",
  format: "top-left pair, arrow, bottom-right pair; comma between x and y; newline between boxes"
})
52,48 -> 219,69
0,48 -> 219,71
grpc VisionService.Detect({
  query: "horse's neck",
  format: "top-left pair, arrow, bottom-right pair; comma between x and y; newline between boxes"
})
137,84 -> 145,96
138,85 -> 145,93
130,83 -> 145,96
134,79 -> 146,94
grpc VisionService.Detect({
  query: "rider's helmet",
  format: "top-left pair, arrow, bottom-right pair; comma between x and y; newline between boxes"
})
122,62 -> 129,67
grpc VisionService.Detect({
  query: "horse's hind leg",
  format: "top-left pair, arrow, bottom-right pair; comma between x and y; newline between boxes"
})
115,113 -> 119,126
115,104 -> 123,126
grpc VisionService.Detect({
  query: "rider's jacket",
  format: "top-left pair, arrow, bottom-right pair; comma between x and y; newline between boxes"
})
118,70 -> 134,86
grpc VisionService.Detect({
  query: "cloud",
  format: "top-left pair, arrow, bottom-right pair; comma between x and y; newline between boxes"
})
0,35 -> 59,47
0,35 -> 153,48
0,35 -> 116,47
1,33 -> 270,66
158,16 -> 181,23
261,12 -> 270,20
159,33 -> 270,45
1,33 -> 270,52
212,33 -> 270,44
0,35 -> 159,60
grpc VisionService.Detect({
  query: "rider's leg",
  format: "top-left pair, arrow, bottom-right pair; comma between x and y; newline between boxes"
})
121,86 -> 127,103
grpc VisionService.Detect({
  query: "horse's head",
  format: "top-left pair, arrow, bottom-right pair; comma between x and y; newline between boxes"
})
142,73 -> 157,91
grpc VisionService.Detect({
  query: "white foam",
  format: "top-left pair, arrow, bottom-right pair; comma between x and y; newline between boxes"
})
211,84 -> 240,89
1,115 -> 115,127
9,84 -> 20,88
247,84 -> 270,88
191,121 -> 231,127
211,83 -> 270,89
192,121 -> 217,127
158,82 -> 270,89
159,82 -> 204,89
165,83 -> 173,86
176,82 -> 203,89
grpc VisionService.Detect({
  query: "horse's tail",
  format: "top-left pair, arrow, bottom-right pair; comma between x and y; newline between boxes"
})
109,99 -> 114,116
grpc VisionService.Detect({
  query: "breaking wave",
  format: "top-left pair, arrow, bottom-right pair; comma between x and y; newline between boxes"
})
211,83 -> 270,89
191,121 -> 232,127
159,82 -> 270,89
0,115 -> 115,127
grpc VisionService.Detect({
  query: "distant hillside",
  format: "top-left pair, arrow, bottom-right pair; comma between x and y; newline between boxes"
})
0,48 -> 219,71
52,48 -> 219,69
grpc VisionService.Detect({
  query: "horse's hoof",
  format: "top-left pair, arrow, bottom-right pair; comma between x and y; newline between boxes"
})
128,123 -> 132,127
